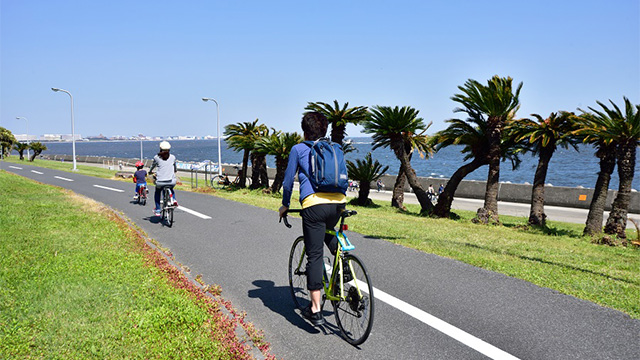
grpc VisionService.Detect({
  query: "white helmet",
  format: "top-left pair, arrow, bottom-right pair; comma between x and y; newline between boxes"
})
159,141 -> 171,150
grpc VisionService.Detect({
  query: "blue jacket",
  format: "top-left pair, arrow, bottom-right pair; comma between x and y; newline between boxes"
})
282,143 -> 314,207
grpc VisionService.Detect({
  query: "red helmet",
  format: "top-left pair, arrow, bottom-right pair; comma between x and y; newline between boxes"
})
135,161 -> 144,168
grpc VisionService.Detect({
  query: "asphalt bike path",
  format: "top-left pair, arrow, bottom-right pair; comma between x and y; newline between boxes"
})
4,163 -> 639,360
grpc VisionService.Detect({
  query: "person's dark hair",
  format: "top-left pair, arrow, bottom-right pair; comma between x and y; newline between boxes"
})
158,149 -> 170,161
301,111 -> 328,141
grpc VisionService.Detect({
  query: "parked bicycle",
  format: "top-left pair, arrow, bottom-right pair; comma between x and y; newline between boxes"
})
211,165 -> 251,189
282,209 -> 374,345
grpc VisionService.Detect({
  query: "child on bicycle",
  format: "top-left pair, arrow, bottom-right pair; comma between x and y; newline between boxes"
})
279,111 -> 347,326
132,161 -> 148,200
149,141 -> 178,216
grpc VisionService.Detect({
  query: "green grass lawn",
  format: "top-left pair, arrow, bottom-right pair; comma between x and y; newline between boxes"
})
0,170 -> 261,359
204,186 -> 640,319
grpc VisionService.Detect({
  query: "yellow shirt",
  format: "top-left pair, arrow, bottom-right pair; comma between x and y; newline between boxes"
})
301,192 -> 347,209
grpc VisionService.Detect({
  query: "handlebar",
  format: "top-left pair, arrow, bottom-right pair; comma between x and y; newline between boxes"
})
279,209 -> 357,228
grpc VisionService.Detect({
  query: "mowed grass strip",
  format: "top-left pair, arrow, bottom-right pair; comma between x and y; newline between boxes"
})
204,186 -> 640,319
0,171 -> 257,359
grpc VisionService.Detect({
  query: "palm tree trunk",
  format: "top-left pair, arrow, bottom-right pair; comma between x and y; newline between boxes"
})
476,121 -> 502,224
259,154 -> 269,187
584,145 -> 616,236
250,153 -> 260,189
330,122 -> 346,144
434,158 -> 485,218
18,150 -> 24,160
391,141 -> 432,213
529,147 -> 554,226
604,141 -> 636,239
240,149 -> 250,188
391,167 -> 406,210
270,156 -> 287,193
357,182 -> 371,206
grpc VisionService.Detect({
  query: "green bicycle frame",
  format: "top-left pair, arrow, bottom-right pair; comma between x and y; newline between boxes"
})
322,229 -> 361,302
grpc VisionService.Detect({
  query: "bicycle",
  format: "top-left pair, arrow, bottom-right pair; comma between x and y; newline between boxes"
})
211,166 -> 251,189
282,209 -> 374,345
160,186 -> 175,227
136,184 -> 148,206
151,174 -> 176,227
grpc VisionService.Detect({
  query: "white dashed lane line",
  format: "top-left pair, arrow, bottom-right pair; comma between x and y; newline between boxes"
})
177,206 -> 212,219
31,170 -> 44,174
91,185 -> 211,220
357,280 -> 520,360
93,184 -> 125,193
9,166 -> 23,170
54,176 -> 74,182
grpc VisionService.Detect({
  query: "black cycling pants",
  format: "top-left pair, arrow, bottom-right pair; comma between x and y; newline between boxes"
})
301,203 -> 345,291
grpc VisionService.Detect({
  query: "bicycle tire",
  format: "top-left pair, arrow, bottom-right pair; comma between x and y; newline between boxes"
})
211,175 -> 225,189
162,188 -> 173,227
331,254 -> 374,346
288,236 -> 308,310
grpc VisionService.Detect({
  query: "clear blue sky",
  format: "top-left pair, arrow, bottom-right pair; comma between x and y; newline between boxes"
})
1,0 -> 639,138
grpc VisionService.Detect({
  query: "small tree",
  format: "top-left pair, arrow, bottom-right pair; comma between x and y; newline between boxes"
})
255,131 -> 302,193
346,153 -> 389,206
508,112 -> 579,226
13,142 -> 29,160
28,142 -> 47,161
1,126 -> 17,158
224,119 -> 264,188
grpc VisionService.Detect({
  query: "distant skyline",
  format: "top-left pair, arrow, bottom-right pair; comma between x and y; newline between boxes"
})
1,0 -> 639,138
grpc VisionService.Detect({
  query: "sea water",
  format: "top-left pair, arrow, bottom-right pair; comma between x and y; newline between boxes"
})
35,138 -> 640,190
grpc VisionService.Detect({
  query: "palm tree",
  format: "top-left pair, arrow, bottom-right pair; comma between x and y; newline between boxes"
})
508,112 -> 579,226
255,131 -> 302,193
346,153 -> 389,206
363,105 -> 434,213
0,126 -> 17,158
430,110 -> 521,218
13,142 -> 29,160
224,119 -> 263,188
305,100 -> 368,144
451,76 -> 522,224
578,98 -> 640,239
28,142 -> 47,161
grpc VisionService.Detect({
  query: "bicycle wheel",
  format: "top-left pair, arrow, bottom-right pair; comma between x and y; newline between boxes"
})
211,174 -> 225,189
331,254 -> 374,345
288,236 -> 309,310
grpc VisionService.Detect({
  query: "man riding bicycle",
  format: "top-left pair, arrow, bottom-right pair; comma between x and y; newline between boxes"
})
278,112 -> 347,326
149,141 -> 178,216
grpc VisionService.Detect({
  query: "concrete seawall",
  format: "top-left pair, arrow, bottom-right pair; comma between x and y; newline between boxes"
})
39,154 -> 640,214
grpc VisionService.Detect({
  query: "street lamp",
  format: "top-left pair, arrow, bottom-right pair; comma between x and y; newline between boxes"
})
51,88 -> 77,171
15,116 -> 30,160
202,97 -> 222,176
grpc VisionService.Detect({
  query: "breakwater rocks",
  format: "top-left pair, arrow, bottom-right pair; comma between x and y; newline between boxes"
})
40,154 -> 639,214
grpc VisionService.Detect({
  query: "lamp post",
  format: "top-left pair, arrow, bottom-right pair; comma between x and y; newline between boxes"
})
51,88 -> 77,171
140,136 -> 144,161
15,116 -> 30,160
202,97 -> 222,176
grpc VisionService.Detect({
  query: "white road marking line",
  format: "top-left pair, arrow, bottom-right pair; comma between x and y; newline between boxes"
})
356,280 -> 520,360
31,170 -> 44,174
9,166 -> 23,170
93,184 -> 125,192
177,206 -> 212,219
54,176 -> 74,182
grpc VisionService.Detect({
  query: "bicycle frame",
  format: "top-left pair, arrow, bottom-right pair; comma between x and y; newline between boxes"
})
289,214 -> 361,303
